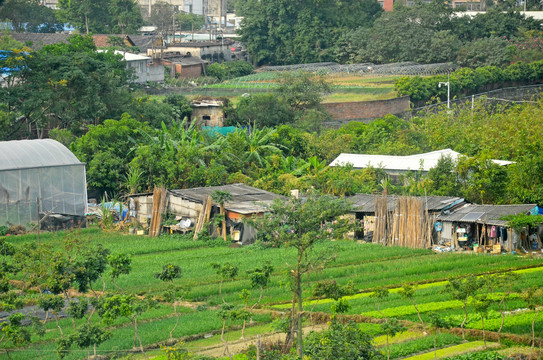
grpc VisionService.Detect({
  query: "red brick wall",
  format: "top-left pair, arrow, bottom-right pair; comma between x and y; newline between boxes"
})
180,64 -> 202,78
323,96 -> 410,122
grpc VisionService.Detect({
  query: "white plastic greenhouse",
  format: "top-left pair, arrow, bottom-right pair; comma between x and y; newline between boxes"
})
0,139 -> 87,227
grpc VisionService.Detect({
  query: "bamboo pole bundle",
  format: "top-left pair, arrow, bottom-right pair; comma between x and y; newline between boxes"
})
149,187 -> 168,237
374,192 -> 388,245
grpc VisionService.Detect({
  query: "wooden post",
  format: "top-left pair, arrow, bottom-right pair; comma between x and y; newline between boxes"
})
36,197 -> 40,246
256,334 -> 260,360
508,228 -> 512,253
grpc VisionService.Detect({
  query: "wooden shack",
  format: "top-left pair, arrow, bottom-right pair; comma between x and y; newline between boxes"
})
128,184 -> 283,244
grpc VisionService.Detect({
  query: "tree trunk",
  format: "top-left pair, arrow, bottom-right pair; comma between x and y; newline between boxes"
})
220,205 -> 227,241
498,297 -> 506,344
250,287 -> 264,323
100,275 -> 107,292
532,309 -> 540,348
386,334 -> 390,360
295,256 -> 304,359
85,14 -> 89,35
55,314 -> 63,336
461,300 -> 468,339
170,303 -> 180,339
112,279 -> 122,291
482,316 -> 486,348
413,301 -> 424,327
221,318 -> 230,356
434,331 -> 438,359
133,318 -> 146,357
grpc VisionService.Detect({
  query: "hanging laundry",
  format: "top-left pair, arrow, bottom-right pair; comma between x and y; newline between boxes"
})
490,225 -> 497,238
500,227 -> 507,241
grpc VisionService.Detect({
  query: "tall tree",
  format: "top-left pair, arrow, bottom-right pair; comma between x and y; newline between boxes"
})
109,0 -> 143,35
58,0 -> 111,34
3,35 -> 132,140
236,0 -> 382,65
251,193 -> 352,358
149,1 -> 174,41
0,0 -> 63,33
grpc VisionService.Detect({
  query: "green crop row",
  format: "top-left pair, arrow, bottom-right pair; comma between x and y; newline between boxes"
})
363,293 -> 520,319
388,332 -> 463,359
467,310 -> 543,332
443,350 -> 505,360
403,341 -> 495,360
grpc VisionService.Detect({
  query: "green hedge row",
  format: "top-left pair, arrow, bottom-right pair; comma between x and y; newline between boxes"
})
394,60 -> 543,103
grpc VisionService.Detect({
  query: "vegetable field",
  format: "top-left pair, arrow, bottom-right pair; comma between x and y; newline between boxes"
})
2,228 -> 543,359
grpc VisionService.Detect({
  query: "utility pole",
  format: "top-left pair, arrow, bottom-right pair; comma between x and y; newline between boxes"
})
438,74 -> 451,109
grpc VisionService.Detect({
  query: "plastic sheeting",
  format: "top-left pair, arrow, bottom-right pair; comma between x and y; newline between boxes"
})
0,165 -> 87,226
0,139 -> 87,226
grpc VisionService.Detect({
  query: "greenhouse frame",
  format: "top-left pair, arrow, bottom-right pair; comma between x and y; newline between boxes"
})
0,139 -> 87,227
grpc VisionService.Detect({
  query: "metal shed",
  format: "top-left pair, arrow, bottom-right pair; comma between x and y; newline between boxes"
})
437,204 -> 539,251
0,139 -> 87,227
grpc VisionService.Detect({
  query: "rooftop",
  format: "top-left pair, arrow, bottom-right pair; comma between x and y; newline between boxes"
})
330,149 -> 513,174
348,194 -> 465,213
97,50 -> 150,61
10,33 -> 69,51
0,139 -> 83,171
169,183 -> 283,214
439,204 -> 538,226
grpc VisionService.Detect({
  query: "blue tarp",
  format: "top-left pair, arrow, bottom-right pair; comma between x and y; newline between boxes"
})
202,126 -> 248,136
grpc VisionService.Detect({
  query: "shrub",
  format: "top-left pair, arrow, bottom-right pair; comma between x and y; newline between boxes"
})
303,319 -> 380,360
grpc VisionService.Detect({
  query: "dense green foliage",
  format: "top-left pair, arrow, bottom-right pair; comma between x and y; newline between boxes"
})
61,93 -> 543,204
0,0 -> 62,32
57,0 -> 143,34
1,35 -> 131,139
0,0 -> 143,34
395,60 -> 543,103
236,0 -> 542,66
206,61 -> 254,82
303,320 -> 380,359
236,0 -> 383,65
335,5 -> 541,66
501,214 -> 543,231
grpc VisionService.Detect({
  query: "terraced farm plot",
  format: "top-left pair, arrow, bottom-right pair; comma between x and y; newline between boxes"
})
3,228 -> 543,359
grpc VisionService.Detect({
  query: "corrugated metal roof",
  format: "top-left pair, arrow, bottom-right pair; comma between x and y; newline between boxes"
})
169,183 -> 283,214
0,139 -> 83,171
347,194 -> 464,213
10,33 -> 70,51
330,149 -> 513,173
439,204 -> 537,225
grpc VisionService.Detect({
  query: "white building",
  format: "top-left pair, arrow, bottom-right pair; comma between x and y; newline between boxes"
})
98,50 -> 164,83
329,149 -> 513,176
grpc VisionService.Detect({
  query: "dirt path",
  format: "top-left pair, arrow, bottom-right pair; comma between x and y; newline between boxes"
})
193,324 -> 328,358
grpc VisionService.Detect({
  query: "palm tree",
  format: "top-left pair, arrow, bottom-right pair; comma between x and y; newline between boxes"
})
223,128 -> 284,170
